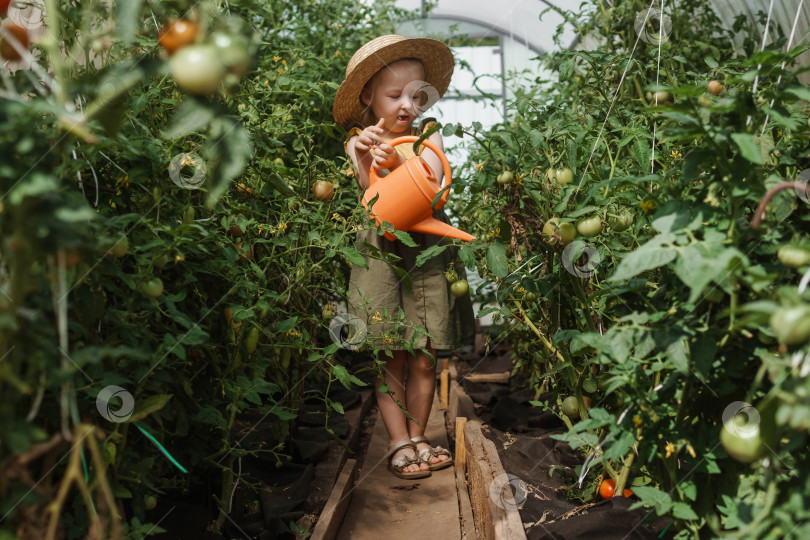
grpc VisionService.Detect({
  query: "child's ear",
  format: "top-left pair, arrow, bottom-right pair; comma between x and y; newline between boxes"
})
360,87 -> 371,106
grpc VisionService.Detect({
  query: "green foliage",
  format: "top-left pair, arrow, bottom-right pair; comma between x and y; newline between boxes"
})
0,0 -> 413,537
452,0 -> 810,536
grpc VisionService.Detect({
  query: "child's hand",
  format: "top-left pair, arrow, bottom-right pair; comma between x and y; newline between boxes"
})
354,118 -> 385,153
371,141 -> 399,170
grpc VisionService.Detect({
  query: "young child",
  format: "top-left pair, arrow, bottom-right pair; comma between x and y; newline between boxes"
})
333,35 -> 476,479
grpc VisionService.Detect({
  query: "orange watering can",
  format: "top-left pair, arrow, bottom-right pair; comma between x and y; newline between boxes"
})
361,136 -> 475,242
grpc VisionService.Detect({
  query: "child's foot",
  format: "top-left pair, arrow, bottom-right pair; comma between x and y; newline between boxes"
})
411,435 -> 454,471
390,443 -> 429,473
415,441 -> 449,466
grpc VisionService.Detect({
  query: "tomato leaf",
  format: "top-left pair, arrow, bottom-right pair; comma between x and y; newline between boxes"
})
672,502 -> 699,521
629,485 -> 672,516
415,244 -> 448,267
609,233 -> 677,282
164,99 -> 216,138
392,230 -> 417,247
730,133 -> 765,164
339,246 -> 368,268
785,85 -> 810,102
128,394 -> 173,423
486,241 -> 509,278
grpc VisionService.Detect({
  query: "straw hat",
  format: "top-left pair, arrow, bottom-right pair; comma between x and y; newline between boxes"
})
333,34 -> 455,129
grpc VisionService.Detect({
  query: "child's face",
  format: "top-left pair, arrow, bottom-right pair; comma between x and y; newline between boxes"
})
361,59 -> 426,134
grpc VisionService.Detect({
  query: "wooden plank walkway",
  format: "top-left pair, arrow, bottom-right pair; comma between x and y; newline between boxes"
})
335,392 -> 461,540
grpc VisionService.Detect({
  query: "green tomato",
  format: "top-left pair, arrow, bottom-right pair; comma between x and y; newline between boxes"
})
555,168 -> 573,186
770,305 -> 810,345
607,213 -> 631,232
183,206 -> 195,224
451,279 -> 469,297
144,495 -> 157,510
141,278 -> 164,298
109,236 -> 129,258
497,170 -> 514,185
170,44 -> 226,95
576,216 -> 602,237
211,32 -> 251,77
153,253 -> 170,268
719,413 -> 774,463
777,245 -> 810,269
557,222 -> 577,245
582,377 -> 598,393
561,396 -> 591,420
543,218 -> 576,246
245,327 -> 259,355
445,267 -> 459,283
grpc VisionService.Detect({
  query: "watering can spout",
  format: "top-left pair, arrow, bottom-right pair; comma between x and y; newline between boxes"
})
410,217 -> 476,242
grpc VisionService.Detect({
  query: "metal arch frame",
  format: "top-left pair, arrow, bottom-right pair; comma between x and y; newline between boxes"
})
417,0 -> 580,53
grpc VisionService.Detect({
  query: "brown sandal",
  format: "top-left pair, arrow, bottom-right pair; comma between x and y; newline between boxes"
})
387,440 -> 431,479
411,435 -> 454,471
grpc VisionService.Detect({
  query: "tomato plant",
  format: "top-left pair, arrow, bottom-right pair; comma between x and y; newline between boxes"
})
443,0 -> 810,535
0,1 -> 410,537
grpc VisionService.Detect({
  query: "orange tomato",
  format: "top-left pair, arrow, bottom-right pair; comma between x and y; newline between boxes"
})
158,19 -> 199,55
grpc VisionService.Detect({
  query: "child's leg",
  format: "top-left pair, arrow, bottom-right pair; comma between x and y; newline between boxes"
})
405,341 -> 450,466
376,349 -> 427,472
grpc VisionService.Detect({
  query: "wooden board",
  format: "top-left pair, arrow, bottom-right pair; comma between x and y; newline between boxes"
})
448,381 -> 477,426
463,421 -> 527,540
462,372 -> 510,384
310,458 -> 359,540
455,462 -> 476,540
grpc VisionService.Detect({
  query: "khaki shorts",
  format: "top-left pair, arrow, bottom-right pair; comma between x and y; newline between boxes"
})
346,210 -> 476,352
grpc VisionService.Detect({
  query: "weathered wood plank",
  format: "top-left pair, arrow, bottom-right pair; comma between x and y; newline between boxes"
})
464,421 -> 527,540
310,459 -> 358,540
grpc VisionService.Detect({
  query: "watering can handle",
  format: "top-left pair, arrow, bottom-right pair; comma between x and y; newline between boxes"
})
367,135 -> 453,207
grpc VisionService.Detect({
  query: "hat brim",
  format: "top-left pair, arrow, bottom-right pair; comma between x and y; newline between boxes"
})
333,36 -> 455,129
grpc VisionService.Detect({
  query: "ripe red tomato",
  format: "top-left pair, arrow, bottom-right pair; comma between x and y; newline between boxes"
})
599,479 -> 633,499
0,21 -> 29,62
313,180 -> 334,201
169,45 -> 226,95
159,19 -> 199,55
0,0 -> 11,17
